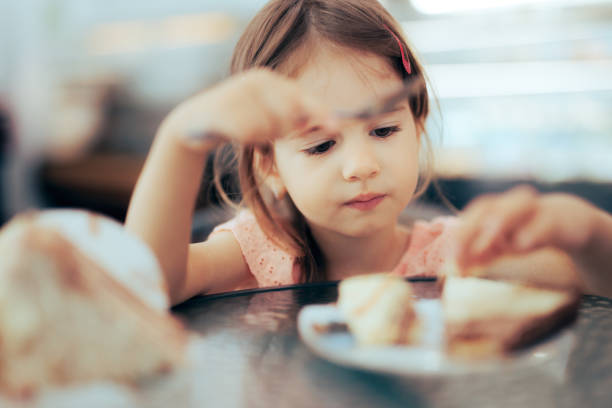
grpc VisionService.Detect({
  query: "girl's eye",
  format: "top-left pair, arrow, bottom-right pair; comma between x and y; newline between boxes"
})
370,126 -> 401,138
305,140 -> 336,155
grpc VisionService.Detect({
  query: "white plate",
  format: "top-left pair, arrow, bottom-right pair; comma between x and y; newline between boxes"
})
298,300 -> 576,377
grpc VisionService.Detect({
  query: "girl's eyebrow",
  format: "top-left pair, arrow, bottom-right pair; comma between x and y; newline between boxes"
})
337,78 -> 423,121
289,125 -> 325,140
378,104 -> 408,116
288,104 -> 409,141
336,103 -> 409,122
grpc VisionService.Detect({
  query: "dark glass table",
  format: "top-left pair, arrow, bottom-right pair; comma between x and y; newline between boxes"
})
172,279 -> 612,408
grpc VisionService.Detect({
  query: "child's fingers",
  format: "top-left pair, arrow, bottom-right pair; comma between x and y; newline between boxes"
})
216,70 -> 334,145
455,194 -> 497,267
257,83 -> 335,141
174,69 -> 333,150
470,186 -> 538,255
518,194 -> 595,253
512,211 -> 556,252
457,186 -> 538,267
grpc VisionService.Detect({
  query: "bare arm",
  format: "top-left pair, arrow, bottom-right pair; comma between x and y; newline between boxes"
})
125,122 -> 234,304
126,124 -> 252,303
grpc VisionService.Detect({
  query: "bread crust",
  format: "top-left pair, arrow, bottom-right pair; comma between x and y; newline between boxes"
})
445,288 -> 579,357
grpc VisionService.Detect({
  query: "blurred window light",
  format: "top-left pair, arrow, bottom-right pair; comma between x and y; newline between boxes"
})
87,12 -> 236,55
411,0 -> 612,14
402,18 -> 612,54
88,20 -> 152,56
427,60 -> 612,98
160,13 -> 236,48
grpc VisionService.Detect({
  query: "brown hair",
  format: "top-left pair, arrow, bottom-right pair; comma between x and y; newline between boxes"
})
215,0 -> 433,283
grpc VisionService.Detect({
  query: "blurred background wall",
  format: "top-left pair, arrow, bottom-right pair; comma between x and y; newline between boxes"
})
0,0 -> 611,227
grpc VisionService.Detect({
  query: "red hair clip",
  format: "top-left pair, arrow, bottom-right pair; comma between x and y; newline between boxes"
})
384,25 -> 412,75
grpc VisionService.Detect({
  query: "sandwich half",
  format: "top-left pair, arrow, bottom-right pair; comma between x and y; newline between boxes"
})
442,275 -> 580,357
337,274 -> 420,346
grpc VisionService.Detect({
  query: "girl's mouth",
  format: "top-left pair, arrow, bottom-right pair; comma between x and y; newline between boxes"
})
344,194 -> 386,211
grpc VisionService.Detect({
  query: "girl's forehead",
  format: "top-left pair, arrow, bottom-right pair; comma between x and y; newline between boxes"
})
288,44 -> 403,111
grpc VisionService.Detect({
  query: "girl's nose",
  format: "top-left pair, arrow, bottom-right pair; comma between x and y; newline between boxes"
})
342,140 -> 380,181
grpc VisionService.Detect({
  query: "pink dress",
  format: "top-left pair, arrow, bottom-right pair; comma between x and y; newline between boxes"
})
211,210 -> 458,288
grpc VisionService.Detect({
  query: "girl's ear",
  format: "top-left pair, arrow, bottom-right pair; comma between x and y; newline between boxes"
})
416,119 -> 424,138
254,147 -> 287,200
266,170 -> 287,200
415,120 -> 424,146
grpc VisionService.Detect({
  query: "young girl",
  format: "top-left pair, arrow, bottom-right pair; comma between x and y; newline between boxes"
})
126,0 -> 612,305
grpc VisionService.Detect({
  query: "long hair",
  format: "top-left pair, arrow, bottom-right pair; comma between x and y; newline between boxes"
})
215,0 -> 432,283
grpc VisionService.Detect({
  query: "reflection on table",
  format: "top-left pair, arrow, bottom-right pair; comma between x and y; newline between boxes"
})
172,280 -> 612,408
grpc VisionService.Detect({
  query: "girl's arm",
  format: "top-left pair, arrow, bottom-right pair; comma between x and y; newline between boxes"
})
456,186 -> 612,297
125,123 -> 249,304
125,69 -> 334,305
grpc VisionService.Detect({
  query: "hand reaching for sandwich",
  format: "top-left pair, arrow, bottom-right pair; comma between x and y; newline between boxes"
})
455,185 -> 612,297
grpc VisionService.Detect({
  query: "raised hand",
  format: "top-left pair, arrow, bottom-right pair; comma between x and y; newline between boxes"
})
159,68 -> 336,153
455,185 -> 612,296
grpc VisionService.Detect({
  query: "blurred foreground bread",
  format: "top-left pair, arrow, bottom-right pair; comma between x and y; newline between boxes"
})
0,211 -> 187,397
442,248 -> 581,357
337,274 -> 419,345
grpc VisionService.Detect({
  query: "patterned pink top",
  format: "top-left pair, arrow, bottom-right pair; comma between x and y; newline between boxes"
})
211,210 -> 458,288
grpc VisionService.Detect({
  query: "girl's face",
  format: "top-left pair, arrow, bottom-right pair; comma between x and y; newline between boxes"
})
272,45 -> 421,238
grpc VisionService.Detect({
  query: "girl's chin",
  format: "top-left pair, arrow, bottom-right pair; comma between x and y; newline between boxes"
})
335,220 -> 398,238
304,210 -> 399,237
